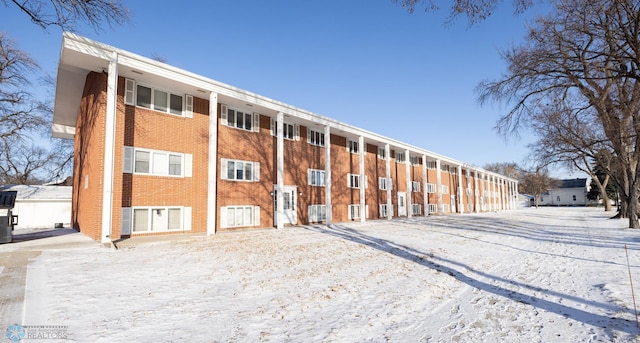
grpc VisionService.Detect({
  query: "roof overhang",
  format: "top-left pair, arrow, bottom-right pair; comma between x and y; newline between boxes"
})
51,33 -> 518,183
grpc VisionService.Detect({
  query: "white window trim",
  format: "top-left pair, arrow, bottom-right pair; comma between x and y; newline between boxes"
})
221,104 -> 260,133
395,151 -> 406,164
411,204 -> 422,215
220,158 -> 260,182
307,128 -> 325,147
220,205 -> 261,229
411,181 -> 421,193
308,204 -> 327,222
308,169 -> 327,187
124,78 -> 192,118
123,146 -> 191,178
427,183 -> 437,194
377,147 -> 387,160
347,173 -> 368,189
428,204 -> 437,214
410,155 -> 420,165
379,204 -> 394,218
426,161 -> 437,169
441,185 -> 449,194
122,206 -> 191,234
348,204 -> 369,220
378,177 -> 392,190
347,139 -> 360,154
270,118 -> 300,140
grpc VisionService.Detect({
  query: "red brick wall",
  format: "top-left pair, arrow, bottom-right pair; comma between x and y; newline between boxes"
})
72,72 -> 108,241
74,73 -> 210,239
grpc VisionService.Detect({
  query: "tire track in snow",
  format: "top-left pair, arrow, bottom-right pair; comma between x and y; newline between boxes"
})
416,209 -> 637,342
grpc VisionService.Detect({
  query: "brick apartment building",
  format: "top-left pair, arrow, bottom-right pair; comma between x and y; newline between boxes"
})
52,33 -> 519,243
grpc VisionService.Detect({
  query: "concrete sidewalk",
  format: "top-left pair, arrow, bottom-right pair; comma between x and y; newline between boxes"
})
0,228 -> 99,329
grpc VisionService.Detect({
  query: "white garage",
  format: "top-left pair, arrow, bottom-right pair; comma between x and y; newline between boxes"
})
0,185 -> 72,230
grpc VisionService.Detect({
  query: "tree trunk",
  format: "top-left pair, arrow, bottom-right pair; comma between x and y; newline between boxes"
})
628,199 -> 640,228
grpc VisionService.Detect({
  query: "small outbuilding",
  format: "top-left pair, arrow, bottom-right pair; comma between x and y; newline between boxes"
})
538,178 -> 590,207
0,185 -> 72,229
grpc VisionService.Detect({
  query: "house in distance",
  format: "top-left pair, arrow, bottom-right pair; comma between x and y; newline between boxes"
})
52,33 -> 519,243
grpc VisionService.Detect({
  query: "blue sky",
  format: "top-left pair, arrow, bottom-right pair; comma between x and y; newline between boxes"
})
1,0 -> 556,173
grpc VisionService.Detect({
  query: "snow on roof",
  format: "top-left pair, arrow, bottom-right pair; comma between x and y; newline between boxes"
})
0,185 -> 71,200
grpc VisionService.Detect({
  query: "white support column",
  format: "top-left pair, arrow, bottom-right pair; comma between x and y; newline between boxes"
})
405,149 -> 411,218
466,168 -> 471,213
436,159 -> 443,214
385,144 -> 392,219
457,165 -> 464,214
324,125 -> 332,224
474,170 -> 479,213
276,112 -> 284,229
422,154 -> 428,216
100,51 -> 118,244
207,92 -> 218,235
359,136 -> 366,223
480,172 -> 486,212
490,175 -> 496,211
497,178 -> 504,211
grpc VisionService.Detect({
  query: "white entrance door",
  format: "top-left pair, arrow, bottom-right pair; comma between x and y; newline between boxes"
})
451,195 -> 456,213
274,185 -> 297,226
398,192 -> 407,216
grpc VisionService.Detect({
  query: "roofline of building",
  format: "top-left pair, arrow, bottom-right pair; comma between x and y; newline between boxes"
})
52,32 -> 517,182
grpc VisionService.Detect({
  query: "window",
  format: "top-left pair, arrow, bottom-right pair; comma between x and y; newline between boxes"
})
130,207 -> 188,233
443,204 -> 450,212
125,147 -> 190,177
573,195 -> 577,201
308,169 -> 326,187
441,164 -> 450,172
129,83 -> 187,116
377,147 -> 387,159
308,205 -> 327,222
378,177 -> 392,190
348,204 -> 369,220
379,204 -> 393,218
221,206 -> 260,228
227,108 -> 254,131
411,204 -> 422,215
270,119 -> 299,140
395,151 -> 406,163
428,204 -> 437,214
410,156 -> 420,165
441,185 -> 449,194
308,128 -> 325,147
426,161 -> 436,169
411,181 -> 421,193
347,139 -> 360,153
427,183 -> 437,193
348,174 -> 367,189
220,104 -> 259,132
221,158 -> 260,182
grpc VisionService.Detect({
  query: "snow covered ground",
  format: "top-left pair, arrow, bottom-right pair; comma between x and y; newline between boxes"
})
11,207 -> 640,342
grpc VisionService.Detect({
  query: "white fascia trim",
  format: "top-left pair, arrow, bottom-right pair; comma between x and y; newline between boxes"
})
62,33 -> 518,184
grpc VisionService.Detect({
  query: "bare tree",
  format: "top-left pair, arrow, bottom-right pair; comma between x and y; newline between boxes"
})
478,0 -> 640,228
392,0 -> 537,24
0,34 -> 47,142
0,0 -> 129,184
484,162 -> 521,180
527,99 -> 616,211
3,0 -> 129,32
0,141 -> 57,184
519,167 -> 557,208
